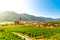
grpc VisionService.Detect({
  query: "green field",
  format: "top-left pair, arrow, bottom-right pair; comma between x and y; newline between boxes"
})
0,32 -> 25,40
0,25 -> 60,40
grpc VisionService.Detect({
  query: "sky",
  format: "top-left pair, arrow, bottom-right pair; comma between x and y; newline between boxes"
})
0,0 -> 60,18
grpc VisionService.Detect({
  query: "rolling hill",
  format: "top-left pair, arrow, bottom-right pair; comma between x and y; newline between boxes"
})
0,11 -> 54,22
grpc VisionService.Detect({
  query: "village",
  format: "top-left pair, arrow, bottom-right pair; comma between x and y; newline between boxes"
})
0,17 -> 59,28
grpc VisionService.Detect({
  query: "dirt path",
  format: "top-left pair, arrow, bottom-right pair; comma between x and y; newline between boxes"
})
12,32 -> 45,40
12,32 -> 31,40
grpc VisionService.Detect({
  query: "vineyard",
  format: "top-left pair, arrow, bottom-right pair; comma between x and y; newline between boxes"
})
0,32 -> 25,40
0,25 -> 60,40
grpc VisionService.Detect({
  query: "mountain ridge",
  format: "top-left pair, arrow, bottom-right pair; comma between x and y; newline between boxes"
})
0,11 -> 57,22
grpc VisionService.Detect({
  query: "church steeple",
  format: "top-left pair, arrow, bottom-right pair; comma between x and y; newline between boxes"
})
18,17 -> 21,24
18,17 -> 21,21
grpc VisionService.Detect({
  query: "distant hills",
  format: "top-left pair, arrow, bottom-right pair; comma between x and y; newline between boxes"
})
0,11 -> 57,22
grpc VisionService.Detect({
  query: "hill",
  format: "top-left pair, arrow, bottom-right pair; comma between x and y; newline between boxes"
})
0,11 -> 54,22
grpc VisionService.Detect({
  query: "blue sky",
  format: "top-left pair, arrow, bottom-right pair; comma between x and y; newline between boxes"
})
26,0 -> 60,18
0,0 -> 60,18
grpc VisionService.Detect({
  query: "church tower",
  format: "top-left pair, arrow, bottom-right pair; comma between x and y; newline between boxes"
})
18,17 -> 21,24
